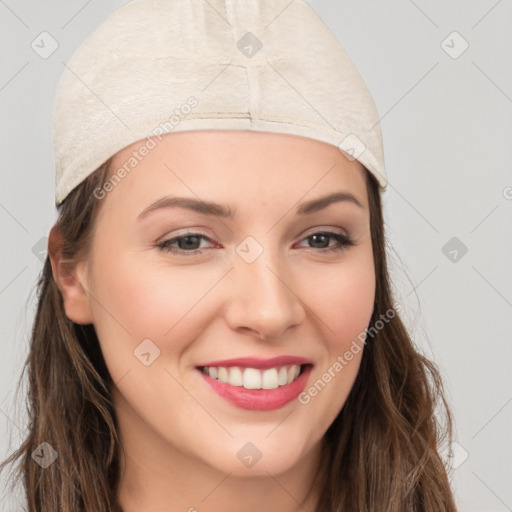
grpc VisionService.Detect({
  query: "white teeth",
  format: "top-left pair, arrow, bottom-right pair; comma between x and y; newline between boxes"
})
261,368 -> 279,390
278,366 -> 288,386
228,367 -> 243,387
202,364 -> 303,390
287,365 -> 300,384
217,367 -> 228,383
243,368 -> 262,389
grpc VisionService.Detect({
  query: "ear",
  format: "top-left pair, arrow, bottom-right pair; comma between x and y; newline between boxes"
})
48,225 -> 94,325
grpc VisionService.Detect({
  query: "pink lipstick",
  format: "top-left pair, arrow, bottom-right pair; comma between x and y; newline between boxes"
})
196,356 -> 313,411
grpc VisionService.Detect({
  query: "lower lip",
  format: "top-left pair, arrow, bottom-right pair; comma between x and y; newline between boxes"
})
198,365 -> 313,411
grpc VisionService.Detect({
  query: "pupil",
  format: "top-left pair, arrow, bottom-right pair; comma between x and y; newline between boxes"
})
179,236 -> 200,250
310,234 -> 328,248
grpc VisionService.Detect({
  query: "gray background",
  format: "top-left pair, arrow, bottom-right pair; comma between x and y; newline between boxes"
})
1,0 -> 511,510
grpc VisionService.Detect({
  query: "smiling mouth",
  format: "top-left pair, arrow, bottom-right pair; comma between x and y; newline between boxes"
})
197,364 -> 310,390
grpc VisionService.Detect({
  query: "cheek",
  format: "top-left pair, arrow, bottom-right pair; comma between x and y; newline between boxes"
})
295,250 -> 375,429
86,250 -> 223,370
304,251 -> 375,350
336,268 -> 375,344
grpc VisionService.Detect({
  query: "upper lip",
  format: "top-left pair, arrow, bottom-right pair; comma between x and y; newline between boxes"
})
196,355 -> 313,370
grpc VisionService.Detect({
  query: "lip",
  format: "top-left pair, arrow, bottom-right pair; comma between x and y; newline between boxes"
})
197,363 -> 313,411
196,355 -> 313,370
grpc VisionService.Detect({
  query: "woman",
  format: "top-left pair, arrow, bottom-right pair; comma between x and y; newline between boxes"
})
1,0 -> 457,510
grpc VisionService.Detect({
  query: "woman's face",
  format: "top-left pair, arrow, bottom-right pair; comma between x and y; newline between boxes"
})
73,130 -> 375,477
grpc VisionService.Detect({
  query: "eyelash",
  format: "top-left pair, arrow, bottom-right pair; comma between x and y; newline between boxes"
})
156,230 -> 355,256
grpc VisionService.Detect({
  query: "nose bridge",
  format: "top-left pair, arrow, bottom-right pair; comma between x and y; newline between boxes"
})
225,239 -> 305,339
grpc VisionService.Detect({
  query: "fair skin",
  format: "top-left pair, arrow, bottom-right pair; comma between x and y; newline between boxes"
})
49,130 -> 375,512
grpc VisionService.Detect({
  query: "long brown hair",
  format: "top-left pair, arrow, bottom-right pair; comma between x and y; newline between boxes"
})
0,160 -> 457,511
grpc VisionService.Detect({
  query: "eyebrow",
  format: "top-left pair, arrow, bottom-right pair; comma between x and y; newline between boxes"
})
137,191 -> 364,220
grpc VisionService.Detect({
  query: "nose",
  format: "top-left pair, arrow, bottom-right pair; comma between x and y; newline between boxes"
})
223,250 -> 306,341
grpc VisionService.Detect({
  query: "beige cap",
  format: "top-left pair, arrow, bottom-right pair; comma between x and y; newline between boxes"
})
53,0 -> 386,205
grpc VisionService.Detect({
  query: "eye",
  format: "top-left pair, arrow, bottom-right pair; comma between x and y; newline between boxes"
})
156,230 -> 355,256
157,233 -> 216,255
297,231 -> 355,253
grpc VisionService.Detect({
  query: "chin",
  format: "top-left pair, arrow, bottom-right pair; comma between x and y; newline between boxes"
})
198,429 -> 316,477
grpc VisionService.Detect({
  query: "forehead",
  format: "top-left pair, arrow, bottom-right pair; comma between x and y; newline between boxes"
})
106,130 -> 368,210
